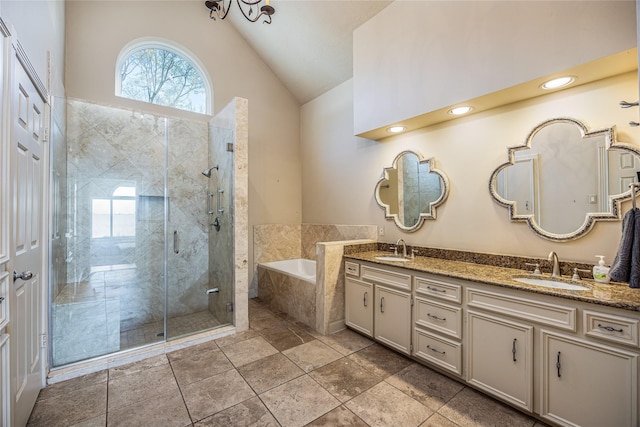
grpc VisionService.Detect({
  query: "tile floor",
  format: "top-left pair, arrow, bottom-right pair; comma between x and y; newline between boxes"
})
28,299 -> 549,427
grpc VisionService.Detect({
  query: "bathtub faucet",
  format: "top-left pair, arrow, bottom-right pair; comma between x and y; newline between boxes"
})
396,238 -> 407,258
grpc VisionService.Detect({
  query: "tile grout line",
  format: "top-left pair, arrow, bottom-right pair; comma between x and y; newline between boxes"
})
166,355 -> 196,426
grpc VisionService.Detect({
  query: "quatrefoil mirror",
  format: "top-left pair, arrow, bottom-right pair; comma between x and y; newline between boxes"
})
489,117 -> 640,241
375,150 -> 450,232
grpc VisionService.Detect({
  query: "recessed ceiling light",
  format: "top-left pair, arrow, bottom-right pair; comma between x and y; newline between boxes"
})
541,76 -> 575,90
387,126 -> 406,133
448,106 -> 472,115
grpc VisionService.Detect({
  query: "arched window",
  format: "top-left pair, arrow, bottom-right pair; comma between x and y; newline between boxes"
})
116,39 -> 211,114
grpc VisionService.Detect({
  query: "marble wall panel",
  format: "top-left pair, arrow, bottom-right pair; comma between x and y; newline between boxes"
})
257,267 -> 316,329
251,224 -> 302,298
206,98 -> 250,332
301,224 -> 378,260
51,297 -> 120,366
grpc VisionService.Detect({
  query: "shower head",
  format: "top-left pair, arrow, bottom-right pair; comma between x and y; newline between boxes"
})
201,165 -> 219,178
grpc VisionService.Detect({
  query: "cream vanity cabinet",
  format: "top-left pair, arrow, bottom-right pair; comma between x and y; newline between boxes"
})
540,330 -> 638,427
413,273 -> 463,376
467,286 -> 639,427
345,261 -> 412,354
345,262 -> 373,337
345,258 -> 640,427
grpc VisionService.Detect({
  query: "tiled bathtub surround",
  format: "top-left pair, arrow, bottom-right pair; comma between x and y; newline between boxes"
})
253,224 -> 377,334
257,265 -> 316,329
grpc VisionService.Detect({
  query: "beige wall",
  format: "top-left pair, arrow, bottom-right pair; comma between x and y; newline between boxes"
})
64,1 -> 302,286
301,72 -> 640,266
0,0 -> 66,97
353,1 -> 636,135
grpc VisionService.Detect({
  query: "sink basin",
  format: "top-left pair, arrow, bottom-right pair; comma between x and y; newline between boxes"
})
375,256 -> 410,262
514,277 -> 589,291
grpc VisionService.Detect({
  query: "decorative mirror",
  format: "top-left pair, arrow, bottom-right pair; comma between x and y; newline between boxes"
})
375,150 -> 449,232
489,117 -> 640,241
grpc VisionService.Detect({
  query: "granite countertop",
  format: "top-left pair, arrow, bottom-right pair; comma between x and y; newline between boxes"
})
345,251 -> 640,312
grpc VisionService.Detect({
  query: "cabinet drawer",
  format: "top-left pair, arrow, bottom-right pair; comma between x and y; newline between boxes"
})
413,328 -> 462,376
0,272 -> 8,330
361,265 -> 411,291
414,274 -> 461,303
415,297 -> 462,340
583,310 -> 639,348
467,288 -> 576,331
345,261 -> 360,277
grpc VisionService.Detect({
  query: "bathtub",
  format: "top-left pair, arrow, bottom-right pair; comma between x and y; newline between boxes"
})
259,258 -> 316,284
257,258 -> 317,329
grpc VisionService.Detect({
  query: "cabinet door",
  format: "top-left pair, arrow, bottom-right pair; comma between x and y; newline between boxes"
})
467,311 -> 533,411
374,285 -> 411,354
345,277 -> 373,337
540,331 -> 638,427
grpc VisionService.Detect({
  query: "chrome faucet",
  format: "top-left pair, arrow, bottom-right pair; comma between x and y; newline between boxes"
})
396,238 -> 407,258
548,251 -> 561,277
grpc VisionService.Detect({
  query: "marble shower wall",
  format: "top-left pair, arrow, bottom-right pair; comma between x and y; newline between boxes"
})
64,99 -> 209,331
207,97 -> 250,332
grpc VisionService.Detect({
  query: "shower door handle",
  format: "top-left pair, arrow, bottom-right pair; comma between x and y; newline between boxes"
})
173,231 -> 179,254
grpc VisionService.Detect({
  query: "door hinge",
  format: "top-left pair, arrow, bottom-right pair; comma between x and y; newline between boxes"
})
40,334 -> 48,348
226,143 -> 234,152
410,296 -> 414,307
410,343 -> 413,352
226,302 -> 234,312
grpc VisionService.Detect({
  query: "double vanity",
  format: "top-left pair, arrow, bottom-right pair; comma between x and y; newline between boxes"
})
344,249 -> 640,427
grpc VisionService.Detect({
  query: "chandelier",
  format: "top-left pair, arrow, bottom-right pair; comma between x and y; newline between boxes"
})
205,0 -> 275,24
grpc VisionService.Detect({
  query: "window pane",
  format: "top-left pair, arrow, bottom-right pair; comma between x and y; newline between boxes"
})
119,47 -> 206,114
92,199 -> 111,238
112,200 -> 136,237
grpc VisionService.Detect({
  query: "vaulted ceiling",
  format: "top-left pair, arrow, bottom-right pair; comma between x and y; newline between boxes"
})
224,0 -> 392,104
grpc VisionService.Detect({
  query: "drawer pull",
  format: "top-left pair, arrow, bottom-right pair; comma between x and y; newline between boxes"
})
363,292 -> 368,307
597,323 -> 624,333
556,351 -> 562,378
512,338 -> 517,362
426,286 -> 446,293
426,345 -> 446,355
380,297 -> 385,313
427,313 -> 446,321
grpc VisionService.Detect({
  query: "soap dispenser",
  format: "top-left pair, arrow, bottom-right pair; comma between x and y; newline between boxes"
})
593,255 -> 610,284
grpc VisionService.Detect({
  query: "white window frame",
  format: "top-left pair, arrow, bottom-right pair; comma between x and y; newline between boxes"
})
115,37 -> 213,114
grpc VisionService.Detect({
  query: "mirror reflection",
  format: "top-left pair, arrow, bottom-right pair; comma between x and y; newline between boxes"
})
490,117 -> 640,241
375,151 -> 449,232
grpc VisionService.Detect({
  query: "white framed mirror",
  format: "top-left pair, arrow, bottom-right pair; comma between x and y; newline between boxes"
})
375,150 -> 449,232
489,117 -> 640,241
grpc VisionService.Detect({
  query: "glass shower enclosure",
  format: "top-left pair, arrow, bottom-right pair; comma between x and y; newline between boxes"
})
49,98 -> 234,367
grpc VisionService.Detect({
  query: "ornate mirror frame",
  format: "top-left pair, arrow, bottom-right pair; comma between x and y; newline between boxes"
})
375,150 -> 450,232
488,117 -> 640,241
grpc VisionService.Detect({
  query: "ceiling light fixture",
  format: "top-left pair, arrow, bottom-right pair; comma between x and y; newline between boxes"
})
205,0 -> 275,24
387,126 -> 406,133
448,106 -> 472,116
541,76 -> 575,90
